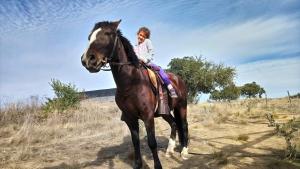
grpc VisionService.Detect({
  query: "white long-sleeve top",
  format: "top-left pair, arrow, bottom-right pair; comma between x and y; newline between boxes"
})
134,39 -> 154,64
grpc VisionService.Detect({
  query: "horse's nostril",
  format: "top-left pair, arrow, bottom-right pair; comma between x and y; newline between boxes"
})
89,55 -> 96,61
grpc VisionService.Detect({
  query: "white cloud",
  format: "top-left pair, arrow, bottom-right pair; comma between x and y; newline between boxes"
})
236,57 -> 300,98
152,14 -> 300,65
1,1 -> 299,102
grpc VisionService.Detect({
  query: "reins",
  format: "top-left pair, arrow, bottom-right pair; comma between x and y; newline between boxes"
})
100,62 -> 133,71
100,34 -> 134,71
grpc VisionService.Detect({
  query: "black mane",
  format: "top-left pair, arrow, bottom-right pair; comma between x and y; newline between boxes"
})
90,21 -> 139,67
116,30 -> 139,67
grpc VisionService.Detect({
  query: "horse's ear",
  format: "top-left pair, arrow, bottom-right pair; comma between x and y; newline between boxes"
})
112,19 -> 121,30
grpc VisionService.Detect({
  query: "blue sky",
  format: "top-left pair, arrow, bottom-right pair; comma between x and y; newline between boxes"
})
0,0 -> 300,103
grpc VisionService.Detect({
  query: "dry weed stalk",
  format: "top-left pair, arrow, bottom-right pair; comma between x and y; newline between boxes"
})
265,113 -> 299,160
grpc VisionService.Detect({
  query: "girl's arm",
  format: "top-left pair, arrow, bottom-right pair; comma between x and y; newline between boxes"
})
145,39 -> 154,63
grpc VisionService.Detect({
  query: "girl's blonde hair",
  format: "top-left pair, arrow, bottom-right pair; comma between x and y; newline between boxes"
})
137,27 -> 151,38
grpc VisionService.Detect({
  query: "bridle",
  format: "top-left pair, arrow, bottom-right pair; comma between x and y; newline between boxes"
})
101,32 -> 133,71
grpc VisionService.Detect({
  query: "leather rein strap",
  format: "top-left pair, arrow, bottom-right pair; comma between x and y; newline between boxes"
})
101,34 -> 133,71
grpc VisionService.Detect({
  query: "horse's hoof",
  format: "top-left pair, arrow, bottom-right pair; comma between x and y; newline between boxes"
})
133,161 -> 142,169
180,147 -> 189,160
154,163 -> 162,169
133,164 -> 142,169
165,147 -> 174,157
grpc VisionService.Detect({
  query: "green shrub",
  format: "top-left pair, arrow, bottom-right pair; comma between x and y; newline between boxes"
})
43,79 -> 81,114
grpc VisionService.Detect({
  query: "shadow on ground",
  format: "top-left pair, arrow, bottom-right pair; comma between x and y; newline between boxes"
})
44,135 -> 169,169
174,130 -> 300,169
44,130 -> 300,169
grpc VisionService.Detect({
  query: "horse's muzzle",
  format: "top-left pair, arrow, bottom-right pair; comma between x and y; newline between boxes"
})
81,54 -> 99,73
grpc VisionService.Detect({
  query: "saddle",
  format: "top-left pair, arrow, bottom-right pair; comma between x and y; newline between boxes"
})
145,66 -> 170,116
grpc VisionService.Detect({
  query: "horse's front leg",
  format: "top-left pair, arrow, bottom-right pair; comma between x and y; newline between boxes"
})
144,117 -> 162,169
124,118 -> 142,169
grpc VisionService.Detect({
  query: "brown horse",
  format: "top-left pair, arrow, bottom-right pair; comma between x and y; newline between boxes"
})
81,20 -> 189,169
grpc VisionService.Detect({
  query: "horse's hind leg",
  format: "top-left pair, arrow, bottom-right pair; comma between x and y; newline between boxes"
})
161,114 -> 177,157
124,118 -> 142,169
174,105 -> 189,160
144,117 -> 162,169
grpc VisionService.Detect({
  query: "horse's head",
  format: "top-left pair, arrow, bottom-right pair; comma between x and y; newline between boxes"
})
81,20 -> 121,73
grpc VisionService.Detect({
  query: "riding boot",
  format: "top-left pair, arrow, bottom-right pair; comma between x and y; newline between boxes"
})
167,84 -> 178,98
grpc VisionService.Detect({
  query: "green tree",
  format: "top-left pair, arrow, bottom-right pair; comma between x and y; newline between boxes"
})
43,79 -> 81,114
213,64 -> 236,88
210,90 -> 222,101
210,84 -> 240,101
221,84 -> 241,101
240,82 -> 261,98
259,87 -> 266,98
168,56 -> 236,103
167,56 -> 211,102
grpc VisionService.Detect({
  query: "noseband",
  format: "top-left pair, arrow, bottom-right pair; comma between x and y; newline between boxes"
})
101,33 -> 133,71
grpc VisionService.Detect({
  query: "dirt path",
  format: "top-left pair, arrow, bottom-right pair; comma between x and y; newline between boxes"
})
1,100 -> 299,169
40,117 -> 297,169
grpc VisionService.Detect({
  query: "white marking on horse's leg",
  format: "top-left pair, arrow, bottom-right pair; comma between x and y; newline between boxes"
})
90,27 -> 102,44
165,138 -> 176,157
180,147 -> 189,160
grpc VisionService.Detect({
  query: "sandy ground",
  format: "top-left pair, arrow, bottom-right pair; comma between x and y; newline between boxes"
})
1,99 -> 299,169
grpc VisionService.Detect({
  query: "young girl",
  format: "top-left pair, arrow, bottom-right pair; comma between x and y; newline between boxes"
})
134,27 -> 178,98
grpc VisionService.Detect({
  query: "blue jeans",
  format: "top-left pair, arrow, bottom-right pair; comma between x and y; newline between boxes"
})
149,63 -> 171,85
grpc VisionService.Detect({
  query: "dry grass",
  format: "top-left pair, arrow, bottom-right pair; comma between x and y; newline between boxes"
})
0,99 -> 128,169
0,97 -> 299,169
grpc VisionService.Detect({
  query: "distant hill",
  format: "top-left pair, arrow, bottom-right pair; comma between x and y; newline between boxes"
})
291,93 -> 300,99
80,88 -> 116,100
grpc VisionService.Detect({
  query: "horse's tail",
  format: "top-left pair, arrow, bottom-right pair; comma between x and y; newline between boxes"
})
173,75 -> 189,147
173,101 -> 189,147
